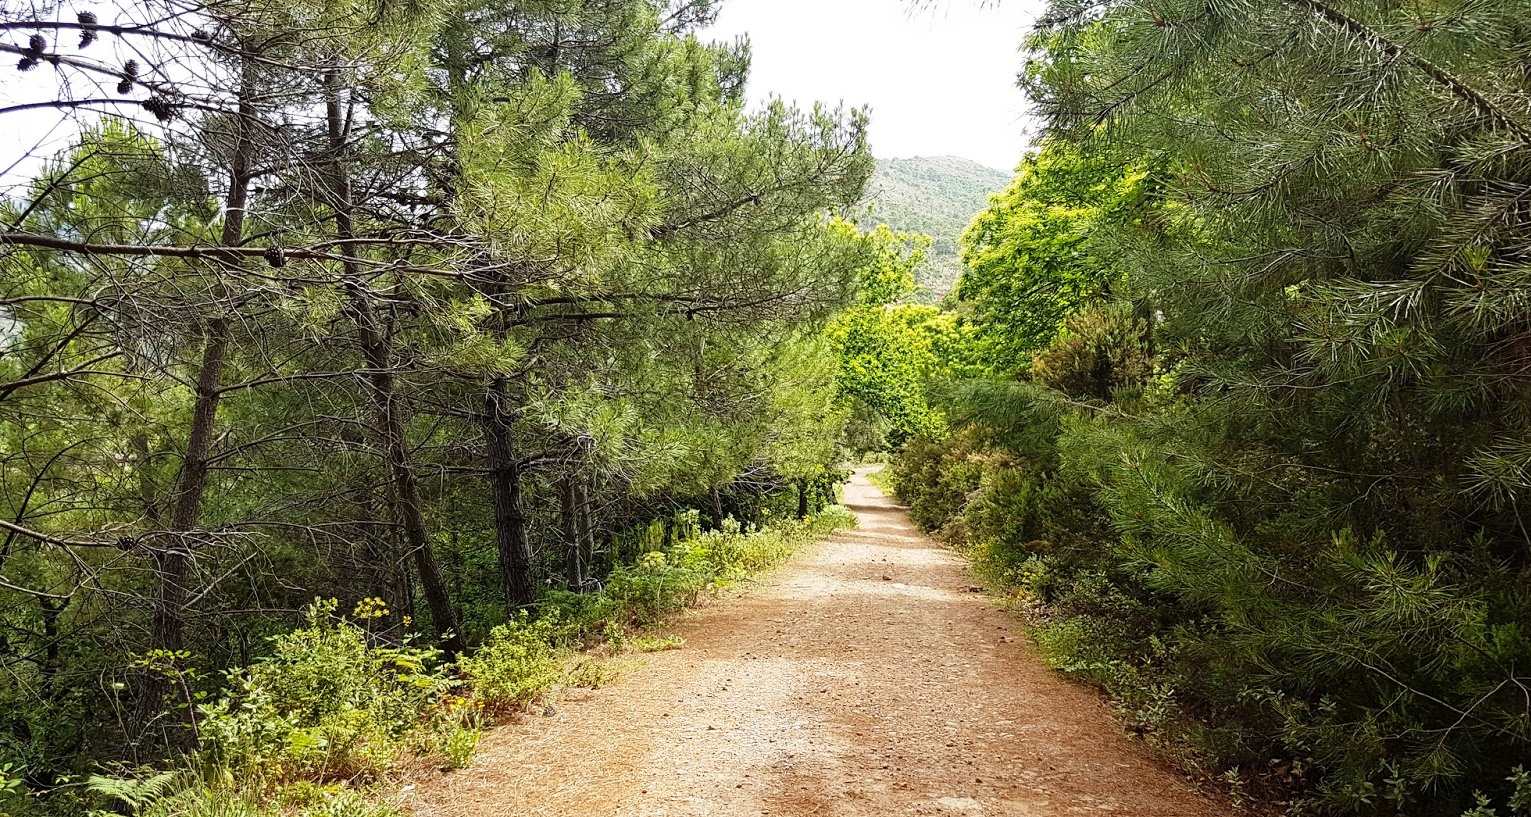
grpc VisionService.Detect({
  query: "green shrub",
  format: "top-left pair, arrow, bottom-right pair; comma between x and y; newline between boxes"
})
1028,303 -> 1150,402
197,601 -> 451,784
563,658 -> 618,689
888,432 -> 985,535
550,507 -> 854,634
131,784 -> 267,817
456,613 -> 562,710
84,774 -> 406,817
439,724 -> 481,771
632,635 -> 685,652
127,780 -> 401,817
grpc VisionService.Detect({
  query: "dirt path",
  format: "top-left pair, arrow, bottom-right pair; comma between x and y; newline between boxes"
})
411,468 -> 1227,817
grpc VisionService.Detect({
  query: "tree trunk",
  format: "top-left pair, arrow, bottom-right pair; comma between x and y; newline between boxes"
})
138,55 -> 259,748
326,72 -> 463,656
152,317 -> 228,658
38,595 -> 63,699
560,474 -> 584,591
351,295 -> 463,656
578,476 -> 597,582
132,431 -> 160,525
484,377 -> 537,607
797,480 -> 809,519
710,486 -> 725,530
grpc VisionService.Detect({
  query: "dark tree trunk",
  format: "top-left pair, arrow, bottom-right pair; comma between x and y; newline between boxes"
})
560,475 -> 584,591
38,595 -> 63,699
484,377 -> 537,607
326,73 -> 463,656
797,480 -> 809,519
710,486 -> 725,530
137,55 -> 259,747
578,476 -> 597,581
132,431 -> 160,525
152,316 -> 228,659
353,300 -> 463,656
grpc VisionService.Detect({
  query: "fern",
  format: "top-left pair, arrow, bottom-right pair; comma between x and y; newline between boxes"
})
87,771 -> 179,814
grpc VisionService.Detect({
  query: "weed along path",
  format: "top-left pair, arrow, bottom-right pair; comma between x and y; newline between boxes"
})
411,468 -> 1226,817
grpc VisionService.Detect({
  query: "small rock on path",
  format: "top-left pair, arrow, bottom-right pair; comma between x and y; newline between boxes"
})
410,468 -> 1228,817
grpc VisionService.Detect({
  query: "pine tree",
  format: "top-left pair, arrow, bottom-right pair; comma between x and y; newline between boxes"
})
1017,0 -> 1531,809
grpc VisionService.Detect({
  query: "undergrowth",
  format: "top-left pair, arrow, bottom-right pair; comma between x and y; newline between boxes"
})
864,466 -> 895,496
61,508 -> 853,817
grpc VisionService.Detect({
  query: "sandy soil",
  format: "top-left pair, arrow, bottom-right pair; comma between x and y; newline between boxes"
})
410,468 -> 1229,817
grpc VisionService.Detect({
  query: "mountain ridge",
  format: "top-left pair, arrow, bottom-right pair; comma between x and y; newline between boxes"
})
863,155 -> 1013,302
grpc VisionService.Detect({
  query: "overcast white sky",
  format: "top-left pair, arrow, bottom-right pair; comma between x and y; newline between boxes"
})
702,0 -> 1046,172
0,0 -> 1045,188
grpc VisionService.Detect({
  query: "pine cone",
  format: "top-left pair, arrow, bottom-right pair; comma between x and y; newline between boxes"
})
77,10 -> 98,45
141,96 -> 175,122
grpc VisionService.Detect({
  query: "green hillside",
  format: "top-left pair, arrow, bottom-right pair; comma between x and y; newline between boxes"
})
863,156 -> 1012,301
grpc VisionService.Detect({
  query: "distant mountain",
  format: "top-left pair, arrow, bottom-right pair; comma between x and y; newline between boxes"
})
862,156 -> 1012,302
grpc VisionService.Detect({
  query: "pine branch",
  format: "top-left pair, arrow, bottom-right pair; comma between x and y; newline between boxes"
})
1289,0 -> 1531,143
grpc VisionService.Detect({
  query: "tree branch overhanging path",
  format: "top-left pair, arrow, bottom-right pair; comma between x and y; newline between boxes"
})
410,469 -> 1229,817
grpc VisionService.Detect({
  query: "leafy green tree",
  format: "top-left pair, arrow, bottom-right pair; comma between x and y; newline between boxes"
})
826,224 -> 949,445
957,140 -> 1153,377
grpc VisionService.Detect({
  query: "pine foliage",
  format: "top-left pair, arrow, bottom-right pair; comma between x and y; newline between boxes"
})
894,0 -> 1531,811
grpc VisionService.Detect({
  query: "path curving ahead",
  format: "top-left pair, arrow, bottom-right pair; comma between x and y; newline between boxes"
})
412,468 -> 1228,817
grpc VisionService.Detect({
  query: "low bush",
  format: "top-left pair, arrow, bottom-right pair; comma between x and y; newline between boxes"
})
547,508 -> 855,636
84,774 -> 406,817
632,635 -> 685,652
197,600 -> 453,785
456,613 -> 561,711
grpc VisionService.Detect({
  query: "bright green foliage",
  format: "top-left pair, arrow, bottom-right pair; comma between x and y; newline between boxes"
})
88,777 -> 406,817
457,615 -> 563,711
827,303 -> 947,443
198,601 -> 453,784
568,508 -> 855,627
826,225 -> 950,445
957,141 -> 1152,377
632,635 -> 686,652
